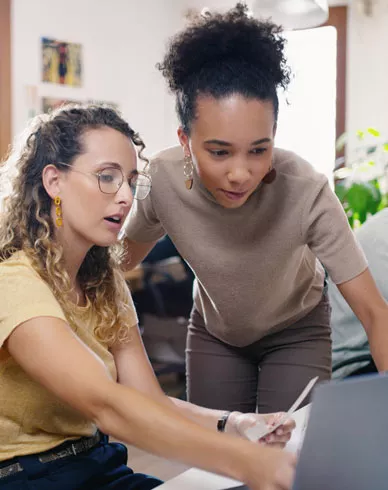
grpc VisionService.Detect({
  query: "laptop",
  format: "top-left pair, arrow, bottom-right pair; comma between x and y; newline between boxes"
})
292,372 -> 388,490
227,373 -> 388,490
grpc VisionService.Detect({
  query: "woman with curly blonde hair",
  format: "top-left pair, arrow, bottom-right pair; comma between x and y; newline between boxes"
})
0,104 -> 295,490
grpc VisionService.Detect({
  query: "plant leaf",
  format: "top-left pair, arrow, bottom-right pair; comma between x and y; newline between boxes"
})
366,145 -> 377,154
334,167 -> 352,179
367,128 -> 380,137
356,130 -> 365,140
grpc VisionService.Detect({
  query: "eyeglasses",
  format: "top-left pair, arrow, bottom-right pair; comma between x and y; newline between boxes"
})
56,162 -> 151,200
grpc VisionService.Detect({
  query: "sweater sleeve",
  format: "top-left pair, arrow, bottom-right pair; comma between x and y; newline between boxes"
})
303,179 -> 368,284
123,191 -> 166,243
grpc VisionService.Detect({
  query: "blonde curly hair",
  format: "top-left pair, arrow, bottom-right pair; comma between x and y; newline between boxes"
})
0,104 -> 147,345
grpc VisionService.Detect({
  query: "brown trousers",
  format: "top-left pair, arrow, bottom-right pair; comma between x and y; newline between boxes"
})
186,293 -> 332,413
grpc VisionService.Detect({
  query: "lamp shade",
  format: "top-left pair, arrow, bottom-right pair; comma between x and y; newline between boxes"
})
252,0 -> 329,29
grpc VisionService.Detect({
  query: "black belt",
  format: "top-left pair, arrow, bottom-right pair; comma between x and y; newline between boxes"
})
0,431 -> 101,480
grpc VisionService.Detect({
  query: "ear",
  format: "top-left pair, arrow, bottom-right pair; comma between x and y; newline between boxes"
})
177,127 -> 190,155
42,164 -> 62,200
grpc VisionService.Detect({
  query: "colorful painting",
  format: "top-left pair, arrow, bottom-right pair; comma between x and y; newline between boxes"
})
41,37 -> 83,87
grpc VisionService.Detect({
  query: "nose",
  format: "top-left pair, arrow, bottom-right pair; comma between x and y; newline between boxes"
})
115,180 -> 133,208
227,162 -> 251,186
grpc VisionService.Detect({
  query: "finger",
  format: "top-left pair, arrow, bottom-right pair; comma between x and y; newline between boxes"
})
282,418 -> 296,430
264,412 -> 287,425
272,434 -> 291,443
274,421 -> 295,437
275,426 -> 293,437
264,434 -> 290,445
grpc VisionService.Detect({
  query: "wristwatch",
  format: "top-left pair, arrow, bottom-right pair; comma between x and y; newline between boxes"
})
217,411 -> 231,432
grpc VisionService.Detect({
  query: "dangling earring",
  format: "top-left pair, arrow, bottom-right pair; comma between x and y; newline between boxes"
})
262,165 -> 277,184
183,154 -> 194,190
54,196 -> 63,227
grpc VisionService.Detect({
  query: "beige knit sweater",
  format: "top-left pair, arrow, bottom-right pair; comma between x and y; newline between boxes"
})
125,146 -> 367,347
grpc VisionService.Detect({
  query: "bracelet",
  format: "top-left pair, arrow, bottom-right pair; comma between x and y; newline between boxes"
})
217,411 -> 231,432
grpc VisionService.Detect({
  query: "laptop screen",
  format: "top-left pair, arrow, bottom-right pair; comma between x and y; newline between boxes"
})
293,373 -> 388,490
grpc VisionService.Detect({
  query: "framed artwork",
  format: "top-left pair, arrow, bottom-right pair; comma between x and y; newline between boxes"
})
41,37 -> 82,87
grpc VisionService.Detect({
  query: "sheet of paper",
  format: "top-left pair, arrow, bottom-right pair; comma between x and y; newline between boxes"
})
244,376 -> 318,441
284,403 -> 311,454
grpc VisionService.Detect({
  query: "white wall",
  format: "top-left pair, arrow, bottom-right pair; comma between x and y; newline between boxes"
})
276,26 -> 337,184
346,0 -> 388,152
11,0 -> 388,161
11,0 -> 182,156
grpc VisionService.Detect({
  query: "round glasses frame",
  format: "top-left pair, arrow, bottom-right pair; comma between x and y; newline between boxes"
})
55,162 -> 152,200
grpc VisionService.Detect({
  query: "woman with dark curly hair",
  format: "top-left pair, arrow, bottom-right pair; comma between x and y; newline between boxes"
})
0,104 -> 296,490
123,3 -> 388,413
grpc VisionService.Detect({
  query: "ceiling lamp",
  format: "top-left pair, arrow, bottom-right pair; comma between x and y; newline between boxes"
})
252,0 -> 329,29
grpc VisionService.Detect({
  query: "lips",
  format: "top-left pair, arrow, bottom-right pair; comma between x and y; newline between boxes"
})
104,208 -> 129,230
104,215 -> 122,224
221,189 -> 248,201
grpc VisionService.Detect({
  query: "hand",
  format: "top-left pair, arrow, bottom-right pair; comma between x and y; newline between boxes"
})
226,411 -> 295,447
244,444 -> 297,490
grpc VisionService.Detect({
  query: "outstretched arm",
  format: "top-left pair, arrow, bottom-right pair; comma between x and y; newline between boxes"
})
5,317 -> 295,489
337,268 -> 388,372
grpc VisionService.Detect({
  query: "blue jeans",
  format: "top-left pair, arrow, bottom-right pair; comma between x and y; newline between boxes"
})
0,434 -> 163,489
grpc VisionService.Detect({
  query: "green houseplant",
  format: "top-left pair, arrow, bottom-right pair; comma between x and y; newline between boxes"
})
334,128 -> 388,228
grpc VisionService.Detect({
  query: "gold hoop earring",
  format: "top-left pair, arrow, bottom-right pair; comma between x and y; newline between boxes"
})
54,196 -> 63,227
183,154 -> 194,190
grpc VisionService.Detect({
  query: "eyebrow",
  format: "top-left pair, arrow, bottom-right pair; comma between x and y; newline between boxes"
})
204,138 -> 271,146
94,161 -> 138,177
94,161 -> 122,169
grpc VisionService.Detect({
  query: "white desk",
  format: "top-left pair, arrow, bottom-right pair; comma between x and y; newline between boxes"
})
159,405 -> 311,489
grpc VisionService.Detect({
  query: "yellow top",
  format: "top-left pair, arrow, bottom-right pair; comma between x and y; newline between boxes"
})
0,251 -> 137,462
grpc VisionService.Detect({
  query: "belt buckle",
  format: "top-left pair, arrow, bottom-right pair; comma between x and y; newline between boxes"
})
71,443 -> 77,456
0,462 -> 23,479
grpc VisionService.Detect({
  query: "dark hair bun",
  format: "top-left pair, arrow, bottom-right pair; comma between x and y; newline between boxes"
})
158,2 -> 290,93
